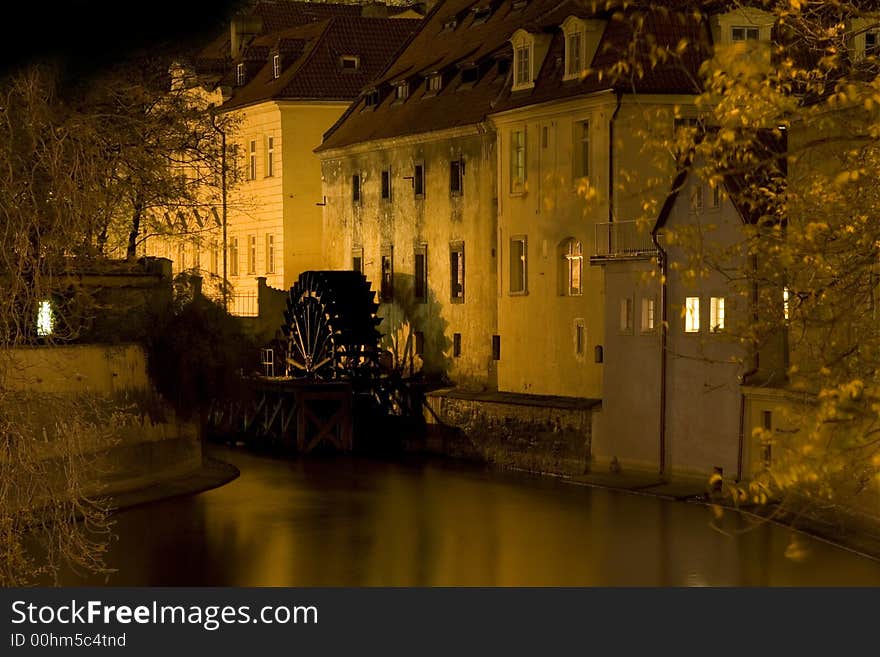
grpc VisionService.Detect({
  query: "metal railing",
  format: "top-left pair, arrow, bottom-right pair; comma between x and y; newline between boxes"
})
593,221 -> 658,259
230,292 -> 258,317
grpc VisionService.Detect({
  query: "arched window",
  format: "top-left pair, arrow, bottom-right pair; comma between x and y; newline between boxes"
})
559,238 -> 582,296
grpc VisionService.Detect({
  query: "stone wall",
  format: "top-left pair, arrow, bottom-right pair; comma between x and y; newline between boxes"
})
424,389 -> 597,476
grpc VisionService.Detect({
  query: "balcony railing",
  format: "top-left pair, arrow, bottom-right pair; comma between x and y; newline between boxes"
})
592,221 -> 658,260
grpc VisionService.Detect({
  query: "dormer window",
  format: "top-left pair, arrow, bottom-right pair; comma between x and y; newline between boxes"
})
273,54 -> 280,79
509,29 -> 546,91
731,26 -> 760,41
562,16 -> 594,81
340,55 -> 360,71
866,30 -> 879,56
395,82 -> 409,101
442,17 -> 458,32
460,64 -> 479,85
425,73 -> 442,95
515,44 -> 531,88
471,6 -> 491,25
364,89 -> 380,109
512,0 -> 528,11
236,62 -> 246,86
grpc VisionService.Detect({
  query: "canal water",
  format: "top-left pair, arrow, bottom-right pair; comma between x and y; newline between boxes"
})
63,445 -> 880,586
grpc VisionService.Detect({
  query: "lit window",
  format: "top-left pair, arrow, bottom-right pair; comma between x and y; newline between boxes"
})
561,239 -> 582,296
509,236 -> 527,294
266,136 -> 274,177
450,243 -> 465,302
352,173 -> 361,203
395,82 -> 409,101
450,159 -> 464,196
566,30 -> 583,77
731,26 -> 760,41
247,234 -> 257,274
248,139 -> 257,180
514,45 -> 531,87
620,297 -> 633,332
236,62 -> 245,86
414,162 -> 425,199
783,286 -> 790,321
381,247 -> 394,302
229,237 -> 239,277
710,297 -> 725,332
426,74 -> 442,94
414,245 -> 428,302
685,297 -> 700,333
381,169 -> 391,201
574,120 -> 590,178
510,129 -> 526,193
641,297 -> 655,332
266,234 -> 275,274
36,300 -> 53,337
273,54 -> 280,79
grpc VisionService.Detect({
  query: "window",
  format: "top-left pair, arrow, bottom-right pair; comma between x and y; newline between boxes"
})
575,319 -> 586,357
783,286 -> 790,321
380,247 -> 393,302
273,54 -> 280,79
247,234 -> 257,274
381,169 -> 391,201
364,89 -> 380,108
620,297 -> 633,332
541,125 -> 549,148
248,139 -> 257,180
266,234 -> 275,274
352,173 -> 361,203
471,6 -> 491,25
450,243 -> 465,302
236,62 -> 245,86
867,31 -> 879,56
211,241 -> 219,274
509,236 -> 527,294
731,26 -> 760,41
710,183 -> 721,209
574,120 -> 590,179
193,240 -> 201,270
415,331 -> 425,357
36,300 -> 54,337
566,30 -> 583,78
461,65 -> 479,85
510,129 -> 526,193
453,333 -> 462,357
450,159 -> 464,196
492,334 -> 501,360
641,297 -> 655,332
340,55 -> 360,71
352,247 -> 364,273
514,44 -> 531,87
395,82 -> 409,101
414,163 -> 425,199
710,297 -> 725,332
178,244 -> 186,271
685,297 -> 700,333
425,74 -> 442,94
229,237 -> 239,276
690,182 -> 704,213
414,245 -> 427,303
265,136 -> 274,177
561,239 -> 582,296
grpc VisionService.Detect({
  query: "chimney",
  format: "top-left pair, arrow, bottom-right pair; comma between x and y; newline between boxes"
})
231,15 -> 263,59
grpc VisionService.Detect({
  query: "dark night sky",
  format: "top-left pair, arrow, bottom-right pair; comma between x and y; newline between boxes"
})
2,0 -> 247,75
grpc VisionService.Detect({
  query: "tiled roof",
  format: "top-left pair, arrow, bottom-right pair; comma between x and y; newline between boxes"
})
318,0 -> 708,152
195,2 -> 421,107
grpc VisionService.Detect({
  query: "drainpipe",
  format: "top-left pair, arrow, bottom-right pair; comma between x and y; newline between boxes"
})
736,254 -> 761,481
608,91 -> 623,224
652,230 -> 668,477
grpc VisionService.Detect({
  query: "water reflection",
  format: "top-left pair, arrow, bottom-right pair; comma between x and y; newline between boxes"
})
61,445 -> 880,586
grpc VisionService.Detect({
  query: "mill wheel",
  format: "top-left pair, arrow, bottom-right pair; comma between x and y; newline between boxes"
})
282,271 -> 381,379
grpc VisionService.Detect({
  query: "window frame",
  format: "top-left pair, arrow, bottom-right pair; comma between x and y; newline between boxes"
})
450,158 -> 464,197
710,296 -> 726,332
272,54 -> 280,79
414,244 -> 428,303
266,234 -> 276,274
685,296 -> 701,333
619,296 -> 634,334
248,139 -> 257,181
560,238 -> 583,296
381,168 -> 392,202
380,246 -> 394,302
509,235 -> 528,295
352,246 -> 364,274
247,234 -> 257,274
229,236 -> 239,277
450,242 -> 465,303
265,135 -> 274,177
510,128 -> 527,194
414,162 -> 425,199
641,297 -> 656,333
352,173 -> 361,204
